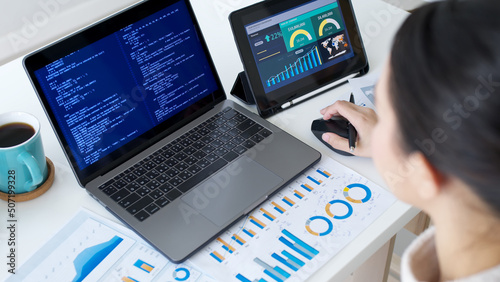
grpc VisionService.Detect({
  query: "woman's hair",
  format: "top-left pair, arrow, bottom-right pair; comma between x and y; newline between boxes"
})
389,0 -> 500,215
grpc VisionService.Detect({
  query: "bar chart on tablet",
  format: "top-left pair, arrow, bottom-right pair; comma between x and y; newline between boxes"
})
266,46 -> 323,87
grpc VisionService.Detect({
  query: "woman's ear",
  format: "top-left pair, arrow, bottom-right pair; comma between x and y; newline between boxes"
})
409,152 -> 445,200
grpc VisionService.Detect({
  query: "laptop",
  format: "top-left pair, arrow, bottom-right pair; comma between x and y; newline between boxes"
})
23,0 -> 321,262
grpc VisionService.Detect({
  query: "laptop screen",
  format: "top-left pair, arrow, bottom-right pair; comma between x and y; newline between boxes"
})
25,0 -> 225,183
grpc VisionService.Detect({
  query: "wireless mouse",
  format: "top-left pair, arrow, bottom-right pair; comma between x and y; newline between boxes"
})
311,117 -> 354,156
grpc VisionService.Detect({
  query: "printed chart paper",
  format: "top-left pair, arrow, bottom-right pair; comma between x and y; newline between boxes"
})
346,69 -> 380,109
7,209 -> 215,282
190,157 -> 396,281
7,156 -> 395,282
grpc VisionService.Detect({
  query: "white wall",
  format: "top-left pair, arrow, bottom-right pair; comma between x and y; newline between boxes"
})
0,0 -> 140,66
0,0 -> 429,66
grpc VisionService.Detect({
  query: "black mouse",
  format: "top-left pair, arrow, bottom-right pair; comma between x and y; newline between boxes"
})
311,117 -> 354,156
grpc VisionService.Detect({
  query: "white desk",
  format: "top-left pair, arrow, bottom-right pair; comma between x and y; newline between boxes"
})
0,0 -> 418,280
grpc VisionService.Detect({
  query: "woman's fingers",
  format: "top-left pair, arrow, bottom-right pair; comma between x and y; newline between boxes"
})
319,101 -> 378,157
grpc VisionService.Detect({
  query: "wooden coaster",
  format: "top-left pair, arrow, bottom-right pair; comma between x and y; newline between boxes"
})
0,157 -> 55,202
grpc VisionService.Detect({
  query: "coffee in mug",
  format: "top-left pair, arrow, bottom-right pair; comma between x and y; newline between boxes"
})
0,122 -> 36,148
0,112 -> 48,194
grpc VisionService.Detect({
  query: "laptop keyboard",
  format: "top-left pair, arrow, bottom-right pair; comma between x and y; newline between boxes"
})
98,107 -> 273,222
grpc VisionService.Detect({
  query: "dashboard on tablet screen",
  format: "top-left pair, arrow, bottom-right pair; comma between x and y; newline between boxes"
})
245,0 -> 353,94
230,0 -> 368,117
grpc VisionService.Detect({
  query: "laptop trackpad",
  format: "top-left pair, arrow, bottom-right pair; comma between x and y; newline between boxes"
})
181,156 -> 283,227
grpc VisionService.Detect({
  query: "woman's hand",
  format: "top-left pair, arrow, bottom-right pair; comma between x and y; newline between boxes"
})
320,100 -> 378,158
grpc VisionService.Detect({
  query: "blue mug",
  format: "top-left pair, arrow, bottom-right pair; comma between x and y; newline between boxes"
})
0,112 -> 48,194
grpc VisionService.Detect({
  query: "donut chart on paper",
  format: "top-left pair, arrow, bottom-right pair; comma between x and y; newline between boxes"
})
305,216 -> 333,236
343,183 -> 372,203
325,199 -> 353,220
173,267 -> 190,281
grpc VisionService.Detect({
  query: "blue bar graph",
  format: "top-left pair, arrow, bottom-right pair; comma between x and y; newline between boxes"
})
133,259 -> 154,273
234,229 -> 318,281
272,253 -> 298,271
282,196 -> 295,207
222,245 -> 234,253
232,234 -> 246,246
301,184 -> 313,192
316,170 -> 330,178
279,229 -> 319,260
250,216 -> 266,229
236,274 -> 268,282
282,250 -> 305,268
255,258 -> 291,282
266,46 -> 323,87
263,214 -> 274,221
236,274 -> 252,282
307,176 -> 322,185
243,229 -> 256,237
210,251 -> 224,263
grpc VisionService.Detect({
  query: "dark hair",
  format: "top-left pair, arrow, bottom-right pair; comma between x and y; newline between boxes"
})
389,0 -> 500,215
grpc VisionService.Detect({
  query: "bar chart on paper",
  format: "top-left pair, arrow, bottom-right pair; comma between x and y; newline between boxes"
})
190,157 -> 396,281
235,229 -> 320,282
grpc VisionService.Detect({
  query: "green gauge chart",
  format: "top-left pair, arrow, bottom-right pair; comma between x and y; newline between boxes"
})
312,7 -> 344,40
281,18 -> 317,52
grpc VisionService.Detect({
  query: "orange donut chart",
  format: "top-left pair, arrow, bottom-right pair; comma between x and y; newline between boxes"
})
325,200 -> 353,220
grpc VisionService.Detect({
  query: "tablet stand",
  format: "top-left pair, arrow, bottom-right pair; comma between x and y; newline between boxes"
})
230,64 -> 370,115
230,71 -> 255,105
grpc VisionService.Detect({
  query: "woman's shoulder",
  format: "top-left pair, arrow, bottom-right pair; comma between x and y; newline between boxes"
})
401,227 -> 439,282
401,227 -> 500,282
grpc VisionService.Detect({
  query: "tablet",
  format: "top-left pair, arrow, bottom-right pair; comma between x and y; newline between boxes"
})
230,0 -> 369,117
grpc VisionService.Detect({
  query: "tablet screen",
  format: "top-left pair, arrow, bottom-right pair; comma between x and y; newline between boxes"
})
230,0 -> 368,117
245,0 -> 353,94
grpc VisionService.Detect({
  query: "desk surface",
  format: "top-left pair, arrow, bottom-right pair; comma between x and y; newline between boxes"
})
0,0 -> 418,280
